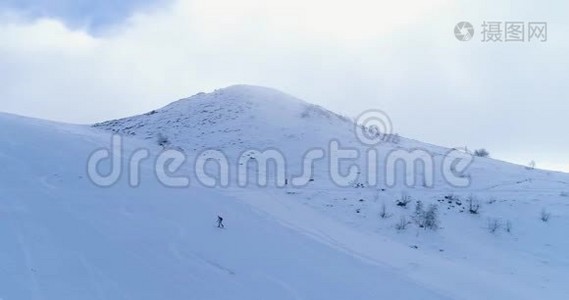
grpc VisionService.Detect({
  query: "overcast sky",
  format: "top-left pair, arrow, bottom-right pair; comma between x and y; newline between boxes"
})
0,0 -> 568,171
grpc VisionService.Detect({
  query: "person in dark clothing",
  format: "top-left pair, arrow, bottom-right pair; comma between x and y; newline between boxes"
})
217,216 -> 224,228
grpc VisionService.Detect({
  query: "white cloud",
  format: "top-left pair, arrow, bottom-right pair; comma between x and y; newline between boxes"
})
0,0 -> 567,171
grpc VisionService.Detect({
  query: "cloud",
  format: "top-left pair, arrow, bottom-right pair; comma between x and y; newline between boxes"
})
0,0 -> 568,171
0,0 -> 172,34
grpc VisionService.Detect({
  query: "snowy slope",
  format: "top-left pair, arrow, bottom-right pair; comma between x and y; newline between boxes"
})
2,85 -> 569,299
93,85 -> 569,299
0,113 -> 449,300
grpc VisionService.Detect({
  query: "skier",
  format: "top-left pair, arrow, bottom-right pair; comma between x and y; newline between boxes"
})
217,215 -> 224,228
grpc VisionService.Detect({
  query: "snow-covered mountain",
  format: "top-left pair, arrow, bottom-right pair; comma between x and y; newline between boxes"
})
2,85 -> 569,299
95,85 -> 354,158
95,85 -> 569,190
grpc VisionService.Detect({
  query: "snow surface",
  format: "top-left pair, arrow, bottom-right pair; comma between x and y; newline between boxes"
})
2,85 -> 569,299
0,112 -> 452,300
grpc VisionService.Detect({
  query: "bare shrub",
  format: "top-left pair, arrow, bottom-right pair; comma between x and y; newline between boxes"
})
157,133 -> 170,147
540,208 -> 551,222
473,148 -> 490,157
526,160 -> 536,170
395,216 -> 409,231
413,201 -> 425,227
379,202 -> 392,219
467,195 -> 481,214
396,192 -> 412,208
505,220 -> 512,233
413,201 -> 438,230
444,193 -> 459,202
488,218 -> 501,233
424,204 -> 439,230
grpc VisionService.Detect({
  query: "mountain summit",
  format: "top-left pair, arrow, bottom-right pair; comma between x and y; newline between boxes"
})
95,85 -> 353,152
